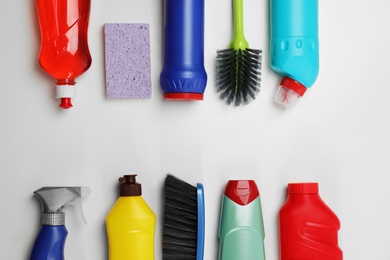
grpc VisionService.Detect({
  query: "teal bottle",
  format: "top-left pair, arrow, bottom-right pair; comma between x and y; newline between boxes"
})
218,180 -> 266,260
270,0 -> 319,107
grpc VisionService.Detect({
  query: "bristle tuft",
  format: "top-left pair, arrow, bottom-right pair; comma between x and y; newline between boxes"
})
163,174 -> 198,260
216,48 -> 262,106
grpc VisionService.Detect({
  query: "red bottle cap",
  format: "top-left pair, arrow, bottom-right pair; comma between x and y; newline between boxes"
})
59,98 -> 73,109
280,77 -> 307,97
164,92 -> 204,100
224,180 -> 259,205
288,183 -> 318,194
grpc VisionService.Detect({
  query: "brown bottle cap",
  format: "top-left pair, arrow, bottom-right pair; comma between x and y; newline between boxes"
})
119,174 -> 142,196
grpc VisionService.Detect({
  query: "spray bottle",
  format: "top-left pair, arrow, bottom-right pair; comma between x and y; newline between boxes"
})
270,0 -> 319,107
30,187 -> 91,260
218,180 -> 266,260
106,174 -> 156,260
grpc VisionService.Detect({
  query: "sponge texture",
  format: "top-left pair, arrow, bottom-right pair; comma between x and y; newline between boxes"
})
104,23 -> 151,98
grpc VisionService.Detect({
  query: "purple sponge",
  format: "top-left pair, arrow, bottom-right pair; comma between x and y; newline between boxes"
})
104,23 -> 151,98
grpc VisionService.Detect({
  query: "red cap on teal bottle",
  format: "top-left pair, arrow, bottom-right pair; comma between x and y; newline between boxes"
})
224,180 -> 260,206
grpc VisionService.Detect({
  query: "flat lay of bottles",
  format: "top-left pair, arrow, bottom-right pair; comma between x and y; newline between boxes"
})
30,175 -> 342,260
35,0 -> 319,109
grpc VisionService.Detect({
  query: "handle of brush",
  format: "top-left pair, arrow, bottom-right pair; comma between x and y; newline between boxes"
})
197,183 -> 205,260
231,0 -> 248,49
160,0 -> 207,100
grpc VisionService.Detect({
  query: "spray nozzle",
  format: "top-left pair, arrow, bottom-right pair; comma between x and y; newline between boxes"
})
34,187 -> 91,225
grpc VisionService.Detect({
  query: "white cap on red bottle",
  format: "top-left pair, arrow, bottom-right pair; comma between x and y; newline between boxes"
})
55,85 -> 76,109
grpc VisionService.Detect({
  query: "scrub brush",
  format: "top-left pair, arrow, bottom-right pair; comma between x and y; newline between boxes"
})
216,0 -> 262,106
163,174 -> 205,260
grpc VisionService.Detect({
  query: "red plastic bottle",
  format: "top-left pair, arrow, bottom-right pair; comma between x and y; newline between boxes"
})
36,0 -> 92,109
278,183 -> 343,260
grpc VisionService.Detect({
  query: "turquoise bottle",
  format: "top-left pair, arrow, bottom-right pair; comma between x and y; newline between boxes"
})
270,0 -> 319,107
218,180 -> 266,260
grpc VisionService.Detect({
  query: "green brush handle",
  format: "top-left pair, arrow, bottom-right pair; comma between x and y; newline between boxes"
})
230,0 -> 248,50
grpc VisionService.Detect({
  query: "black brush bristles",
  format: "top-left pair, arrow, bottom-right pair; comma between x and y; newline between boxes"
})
163,174 -> 198,260
216,48 -> 262,106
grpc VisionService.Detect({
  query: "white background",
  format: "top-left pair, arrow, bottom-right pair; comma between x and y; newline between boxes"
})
1,0 -> 389,259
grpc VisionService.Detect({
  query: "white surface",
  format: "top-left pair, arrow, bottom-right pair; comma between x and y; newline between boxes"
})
0,0 -> 389,259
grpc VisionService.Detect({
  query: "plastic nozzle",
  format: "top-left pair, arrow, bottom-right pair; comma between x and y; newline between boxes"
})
59,98 -> 73,109
34,187 -> 91,225
56,85 -> 76,109
275,77 -> 307,108
224,180 -> 260,206
119,174 -> 142,196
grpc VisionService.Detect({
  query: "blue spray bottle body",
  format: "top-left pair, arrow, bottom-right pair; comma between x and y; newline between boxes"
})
160,0 -> 207,100
30,225 -> 68,260
30,187 -> 91,260
270,0 -> 319,107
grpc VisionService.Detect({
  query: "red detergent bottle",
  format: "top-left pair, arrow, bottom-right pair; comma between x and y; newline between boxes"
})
36,0 -> 92,109
278,183 -> 343,260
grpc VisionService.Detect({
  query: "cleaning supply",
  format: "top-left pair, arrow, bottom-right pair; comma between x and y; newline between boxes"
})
163,174 -> 205,260
218,180 -> 265,260
104,23 -> 151,99
216,0 -> 262,106
36,0 -> 92,109
270,0 -> 319,108
160,0 -> 207,100
30,187 -> 91,260
278,183 -> 343,259
106,174 -> 156,260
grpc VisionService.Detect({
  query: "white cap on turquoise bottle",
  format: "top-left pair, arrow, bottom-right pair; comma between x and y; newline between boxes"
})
275,77 -> 307,108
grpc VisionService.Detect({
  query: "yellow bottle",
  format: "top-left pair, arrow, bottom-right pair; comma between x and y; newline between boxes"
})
106,174 -> 156,260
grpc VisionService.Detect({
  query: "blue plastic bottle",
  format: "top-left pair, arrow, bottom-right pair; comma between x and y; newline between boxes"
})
160,0 -> 207,100
30,226 -> 68,260
30,187 -> 91,260
270,0 -> 319,107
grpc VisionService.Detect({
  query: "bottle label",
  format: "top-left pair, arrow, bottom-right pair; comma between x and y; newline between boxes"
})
301,222 -> 338,245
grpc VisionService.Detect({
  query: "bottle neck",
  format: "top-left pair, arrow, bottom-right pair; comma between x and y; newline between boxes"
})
288,193 -> 319,198
56,79 -> 76,85
55,80 -> 76,109
287,193 -> 321,202
42,212 -> 65,226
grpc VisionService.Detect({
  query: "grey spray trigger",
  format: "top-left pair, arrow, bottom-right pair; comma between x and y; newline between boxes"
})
34,187 -> 91,224
30,186 -> 91,260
